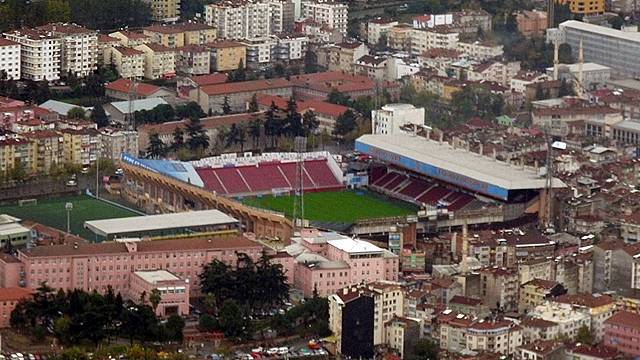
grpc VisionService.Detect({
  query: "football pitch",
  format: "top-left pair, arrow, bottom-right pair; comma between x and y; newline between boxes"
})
243,190 -> 417,223
0,195 -> 140,240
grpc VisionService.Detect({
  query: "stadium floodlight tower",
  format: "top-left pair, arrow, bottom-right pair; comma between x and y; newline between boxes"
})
292,136 -> 307,232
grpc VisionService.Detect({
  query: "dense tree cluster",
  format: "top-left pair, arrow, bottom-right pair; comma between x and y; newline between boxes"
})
199,251 -> 289,314
269,294 -> 330,338
0,0 -> 152,32
11,283 -> 184,346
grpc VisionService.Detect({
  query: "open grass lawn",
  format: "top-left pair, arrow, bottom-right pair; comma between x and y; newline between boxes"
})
0,195 -> 140,240
243,190 -> 417,223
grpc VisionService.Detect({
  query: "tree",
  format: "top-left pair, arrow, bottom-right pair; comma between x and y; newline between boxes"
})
67,107 -> 86,120
304,50 -> 318,74
198,314 -> 217,332
90,104 -> 109,128
45,0 -> 71,22
576,325 -> 594,345
327,88 -> 351,106
146,133 -> 167,159
608,15 -> 624,30
333,109 -> 357,137
175,101 -> 205,119
248,118 -> 262,149
225,123 -> 247,151
149,288 -> 161,312
217,299 -> 250,339
264,101 -> 283,148
222,96 -> 232,115
285,96 -> 304,137
171,127 -> 185,151
248,93 -> 259,113
411,339 -> 439,360
163,314 -> 185,342
302,110 -> 319,136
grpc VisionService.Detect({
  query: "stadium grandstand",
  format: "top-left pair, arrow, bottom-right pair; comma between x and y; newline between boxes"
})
191,152 -> 344,196
355,134 -> 566,227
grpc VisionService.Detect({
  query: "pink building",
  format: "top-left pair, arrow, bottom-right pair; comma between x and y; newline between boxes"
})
604,310 -> 640,357
130,270 -> 190,317
0,287 -> 32,328
288,229 -> 399,297
0,236 -> 266,299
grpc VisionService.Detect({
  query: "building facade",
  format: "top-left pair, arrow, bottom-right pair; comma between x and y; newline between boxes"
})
4,29 -> 62,81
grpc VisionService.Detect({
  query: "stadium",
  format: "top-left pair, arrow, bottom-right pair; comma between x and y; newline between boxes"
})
119,133 -> 565,240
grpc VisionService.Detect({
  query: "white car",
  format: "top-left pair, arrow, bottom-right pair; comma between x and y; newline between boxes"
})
265,348 -> 279,356
277,347 -> 288,355
250,348 -> 263,354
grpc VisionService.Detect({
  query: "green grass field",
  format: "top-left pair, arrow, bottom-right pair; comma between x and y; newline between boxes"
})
0,195 -> 140,240
243,190 -> 417,223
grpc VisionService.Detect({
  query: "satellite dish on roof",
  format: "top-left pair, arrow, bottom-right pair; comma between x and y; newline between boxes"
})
551,141 -> 567,150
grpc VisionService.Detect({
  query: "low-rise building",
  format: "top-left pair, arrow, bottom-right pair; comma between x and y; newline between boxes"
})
552,293 -> 615,342
368,18 -> 398,45
105,79 -> 173,101
371,103 -> 424,135
528,302 -> 591,340
519,279 -> 566,314
0,288 -> 32,328
517,340 -> 564,360
130,270 -> 189,317
516,10 -> 548,37
108,31 -> 152,47
207,40 -> 247,72
354,55 -> 387,80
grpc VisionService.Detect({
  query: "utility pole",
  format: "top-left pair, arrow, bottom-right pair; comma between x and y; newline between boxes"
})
292,136 -> 307,232
65,202 -> 73,233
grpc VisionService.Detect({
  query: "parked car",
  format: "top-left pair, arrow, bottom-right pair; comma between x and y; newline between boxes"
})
66,179 -> 77,187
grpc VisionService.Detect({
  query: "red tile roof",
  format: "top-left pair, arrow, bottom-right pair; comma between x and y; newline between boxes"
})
111,31 -> 149,40
566,343 -> 619,359
525,278 -> 561,290
255,94 -> 348,118
518,340 -> 563,355
0,38 -> 19,46
113,46 -> 144,56
554,293 -> 614,308
200,78 -> 291,96
36,23 -> 93,35
521,317 -> 558,328
604,310 -> 640,329
449,295 -> 482,306
191,73 -> 228,86
98,34 -> 120,43
105,78 -> 161,96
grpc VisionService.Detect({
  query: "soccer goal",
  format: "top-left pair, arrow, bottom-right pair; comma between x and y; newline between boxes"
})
18,198 -> 37,207
272,188 -> 292,197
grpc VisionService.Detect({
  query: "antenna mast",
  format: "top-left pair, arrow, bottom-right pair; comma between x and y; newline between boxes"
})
293,136 -> 307,232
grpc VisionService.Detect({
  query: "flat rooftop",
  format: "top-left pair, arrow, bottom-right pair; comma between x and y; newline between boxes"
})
328,238 -> 384,254
560,20 -> 640,42
356,134 -> 565,197
84,209 -> 238,237
134,269 -> 181,283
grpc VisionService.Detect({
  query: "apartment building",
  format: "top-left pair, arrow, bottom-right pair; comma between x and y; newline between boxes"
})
457,40 -> 503,61
604,311 -> 640,357
36,23 -> 98,78
143,23 -> 216,48
110,47 -> 145,79
273,34 -> 308,62
241,37 -> 278,67
97,35 -> 120,64
205,1 -> 271,40
550,21 -> 640,78
480,267 -> 519,312
0,39 -> 21,80
207,40 -> 247,72
438,312 -> 522,356
384,317 -> 420,359
328,281 -> 404,357
354,55 -> 387,80
516,10 -> 548,37
268,0 -> 295,33
367,18 -> 398,45
135,43 -> 176,80
130,270 -> 189,317
301,1 -> 348,35
148,0 -> 180,21
410,27 -> 458,55
23,130 -> 64,174
108,31 -> 152,47
61,127 -> 100,166
552,294 -> 615,342
529,302 -> 591,340
559,0 -> 604,15
176,45 -> 211,75
99,127 -> 139,160
0,137 -> 35,175
329,287 -> 375,358
324,42 -> 369,73
518,279 -> 566,313
4,29 -> 61,81
371,103 -> 424,135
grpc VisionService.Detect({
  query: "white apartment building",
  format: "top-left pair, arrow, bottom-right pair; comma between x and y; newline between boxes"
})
410,27 -> 459,55
242,36 -> 278,66
457,40 -> 503,61
0,39 -> 21,80
466,320 -> 523,355
269,0 -> 295,33
302,1 -> 348,35
4,29 -> 62,81
100,128 -> 139,160
205,1 -> 271,40
36,23 -> 98,78
528,302 -> 591,340
274,34 -> 308,61
135,43 -> 176,80
176,46 -> 211,75
367,18 -> 398,45
372,104 -> 425,135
